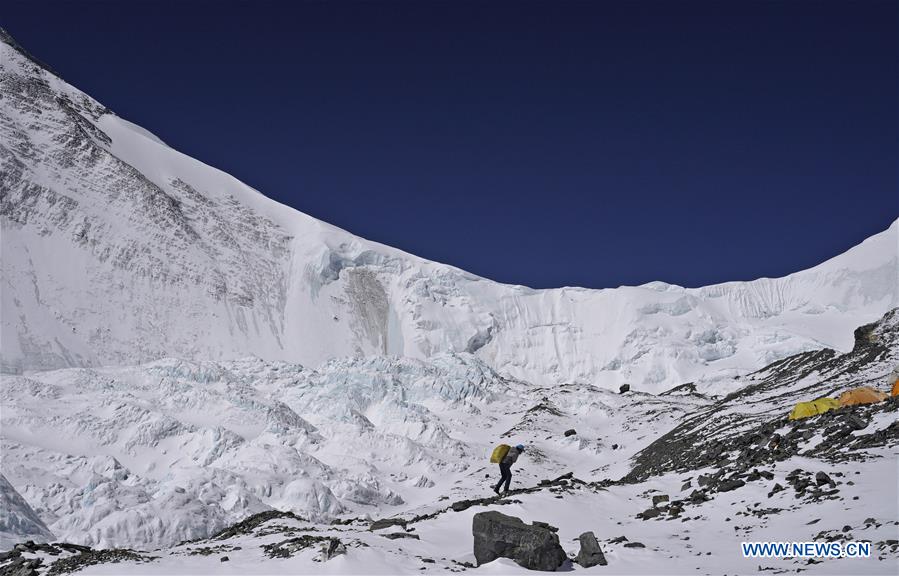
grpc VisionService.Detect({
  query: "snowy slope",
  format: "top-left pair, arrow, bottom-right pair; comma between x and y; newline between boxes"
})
0,310 -> 896,574
1,28 -> 897,393
0,352 -> 701,549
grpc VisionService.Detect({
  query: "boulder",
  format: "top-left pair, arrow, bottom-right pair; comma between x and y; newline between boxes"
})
623,542 -> 646,548
843,414 -> 868,430
785,469 -> 804,481
638,507 -> 661,520
472,511 -> 567,571
718,479 -> 745,492
689,490 -> 709,503
369,517 -> 407,531
574,531 -> 607,567
564,429 -> 577,437
814,472 -> 832,486
767,483 -> 785,498
380,532 -> 420,540
619,384 -> 631,394
652,494 -> 669,507
321,538 -> 347,560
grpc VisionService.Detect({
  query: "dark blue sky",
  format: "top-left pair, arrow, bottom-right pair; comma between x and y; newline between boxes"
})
4,1 -> 897,289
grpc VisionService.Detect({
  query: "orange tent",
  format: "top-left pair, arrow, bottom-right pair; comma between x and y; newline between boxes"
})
892,378 -> 899,397
838,386 -> 888,407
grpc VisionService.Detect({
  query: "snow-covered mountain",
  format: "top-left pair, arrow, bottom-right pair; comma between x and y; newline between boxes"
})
1,29 -> 896,393
0,473 -> 54,550
1,310 -> 896,573
1,29 -> 898,575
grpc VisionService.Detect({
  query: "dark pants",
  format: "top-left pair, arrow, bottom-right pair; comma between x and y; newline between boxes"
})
494,462 -> 512,493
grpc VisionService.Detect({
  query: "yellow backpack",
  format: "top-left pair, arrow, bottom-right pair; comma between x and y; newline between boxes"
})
490,444 -> 511,463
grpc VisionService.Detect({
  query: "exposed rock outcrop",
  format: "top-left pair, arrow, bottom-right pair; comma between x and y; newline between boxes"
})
574,531 -> 607,567
472,511 -> 567,571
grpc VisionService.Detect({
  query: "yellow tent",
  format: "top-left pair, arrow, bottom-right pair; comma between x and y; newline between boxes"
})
838,386 -> 888,407
788,397 -> 840,421
892,379 -> 899,397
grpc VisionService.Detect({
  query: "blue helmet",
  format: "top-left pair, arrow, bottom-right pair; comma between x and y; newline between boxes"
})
516,444 -> 525,451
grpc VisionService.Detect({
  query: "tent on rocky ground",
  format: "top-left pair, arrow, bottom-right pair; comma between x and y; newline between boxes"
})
838,386 -> 889,407
788,397 -> 840,421
891,366 -> 899,397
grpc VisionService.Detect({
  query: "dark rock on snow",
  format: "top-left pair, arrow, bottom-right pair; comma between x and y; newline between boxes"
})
564,429 -> 577,437
380,532 -> 420,540
472,511 -> 567,571
42,548 -> 157,575
652,494 -> 670,506
638,507 -> 662,520
451,494 -> 515,512
574,531 -> 607,567
369,517 -> 408,531
689,489 -> 710,503
262,535 -> 340,559
768,483 -> 785,498
843,414 -> 868,430
452,500 -> 477,512
619,384 -> 631,394
320,539 -> 347,560
718,479 -> 745,492
211,510 -> 305,540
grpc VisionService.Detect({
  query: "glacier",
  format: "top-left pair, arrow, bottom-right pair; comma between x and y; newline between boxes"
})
1,29 -> 896,393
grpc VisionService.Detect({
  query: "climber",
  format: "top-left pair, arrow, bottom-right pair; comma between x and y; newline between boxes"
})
493,444 -> 525,495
